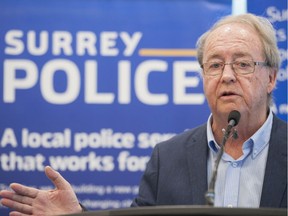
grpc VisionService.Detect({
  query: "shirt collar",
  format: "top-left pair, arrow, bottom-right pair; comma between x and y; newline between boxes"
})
249,109 -> 273,158
207,114 -> 219,153
207,110 -> 273,159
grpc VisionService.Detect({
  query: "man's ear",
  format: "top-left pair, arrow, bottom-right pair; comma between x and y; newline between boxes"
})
267,68 -> 277,94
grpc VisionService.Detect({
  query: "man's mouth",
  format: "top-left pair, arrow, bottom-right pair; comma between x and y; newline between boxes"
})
220,91 -> 238,97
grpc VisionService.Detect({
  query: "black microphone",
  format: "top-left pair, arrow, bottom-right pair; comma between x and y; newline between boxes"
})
205,110 -> 241,206
226,110 -> 241,132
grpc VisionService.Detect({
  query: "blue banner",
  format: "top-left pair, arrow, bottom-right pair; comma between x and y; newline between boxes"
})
247,0 -> 287,121
0,0 -> 286,215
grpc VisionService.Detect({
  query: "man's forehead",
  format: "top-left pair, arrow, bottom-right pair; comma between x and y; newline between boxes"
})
208,23 -> 259,39
203,24 -> 263,58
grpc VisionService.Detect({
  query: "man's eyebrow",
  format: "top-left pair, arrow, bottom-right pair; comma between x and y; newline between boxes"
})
205,54 -> 223,62
232,53 -> 251,58
205,52 -> 252,62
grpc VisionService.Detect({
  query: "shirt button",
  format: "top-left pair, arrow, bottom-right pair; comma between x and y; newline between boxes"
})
232,162 -> 238,167
227,204 -> 233,208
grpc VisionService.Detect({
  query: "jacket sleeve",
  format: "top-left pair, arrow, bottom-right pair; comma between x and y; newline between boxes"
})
131,145 -> 160,207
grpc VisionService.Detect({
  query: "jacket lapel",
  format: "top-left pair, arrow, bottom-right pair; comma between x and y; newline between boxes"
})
260,116 -> 287,207
185,124 -> 209,205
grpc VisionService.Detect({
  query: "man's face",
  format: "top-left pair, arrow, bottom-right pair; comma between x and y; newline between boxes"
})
202,23 -> 276,118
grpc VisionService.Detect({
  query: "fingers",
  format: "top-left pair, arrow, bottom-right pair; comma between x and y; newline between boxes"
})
0,181 -> 40,215
10,212 -> 31,216
45,166 -> 72,191
0,188 -> 35,215
10,183 -> 39,198
1,197 -> 32,215
0,190 -> 34,205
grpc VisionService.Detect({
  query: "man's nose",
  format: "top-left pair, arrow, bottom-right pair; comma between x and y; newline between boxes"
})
220,63 -> 236,83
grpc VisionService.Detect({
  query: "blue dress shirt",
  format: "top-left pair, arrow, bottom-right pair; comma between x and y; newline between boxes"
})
207,110 -> 273,208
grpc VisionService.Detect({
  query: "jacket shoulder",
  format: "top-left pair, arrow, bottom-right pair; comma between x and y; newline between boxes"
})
155,123 -> 207,151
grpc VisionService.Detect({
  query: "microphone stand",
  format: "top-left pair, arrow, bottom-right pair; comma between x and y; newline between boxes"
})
205,120 -> 236,206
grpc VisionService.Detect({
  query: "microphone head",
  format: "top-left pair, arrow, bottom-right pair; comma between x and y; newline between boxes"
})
228,110 -> 241,126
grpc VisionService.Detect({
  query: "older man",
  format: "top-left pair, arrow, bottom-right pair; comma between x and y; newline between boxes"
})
132,13 -> 286,208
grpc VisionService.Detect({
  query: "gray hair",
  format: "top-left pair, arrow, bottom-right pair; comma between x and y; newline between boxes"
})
196,13 -> 280,106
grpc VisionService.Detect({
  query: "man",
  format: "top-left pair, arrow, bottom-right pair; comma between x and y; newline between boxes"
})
0,13 -> 287,215
131,13 -> 287,208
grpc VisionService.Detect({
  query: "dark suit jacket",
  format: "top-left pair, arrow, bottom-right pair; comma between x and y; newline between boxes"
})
131,115 -> 287,208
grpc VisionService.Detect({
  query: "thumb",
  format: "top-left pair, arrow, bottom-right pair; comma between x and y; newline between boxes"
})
45,166 -> 72,190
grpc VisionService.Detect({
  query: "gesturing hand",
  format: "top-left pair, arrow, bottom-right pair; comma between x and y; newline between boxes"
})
0,166 -> 82,216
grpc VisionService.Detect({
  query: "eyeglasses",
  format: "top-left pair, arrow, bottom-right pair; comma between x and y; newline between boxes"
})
201,60 -> 269,76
